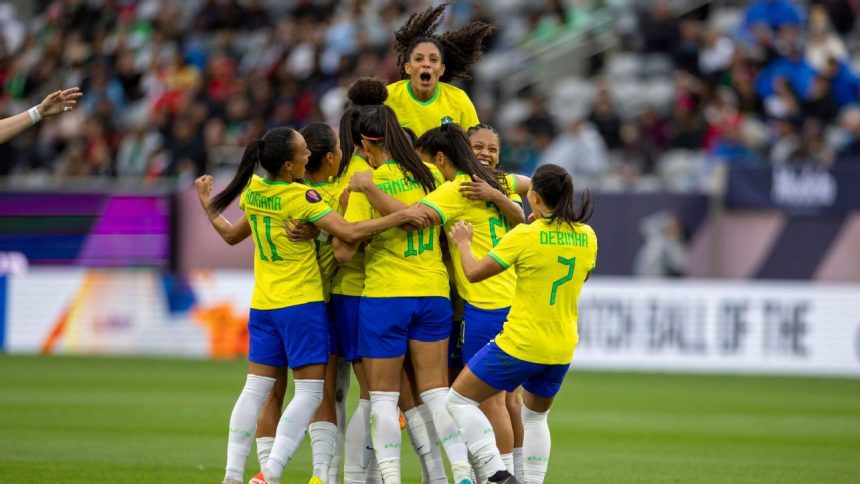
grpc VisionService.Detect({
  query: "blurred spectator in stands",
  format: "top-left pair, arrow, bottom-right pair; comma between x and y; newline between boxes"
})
634,211 -> 687,278
742,0 -> 803,36
640,1 -> 679,54
116,115 -> 163,177
804,75 -> 840,124
836,108 -> 860,165
705,88 -> 757,165
501,122 -> 541,175
792,118 -> 834,166
673,18 -> 701,76
811,0 -> 856,36
805,6 -> 848,72
524,92 -> 557,139
638,106 -> 670,158
755,41 -> 816,100
669,102 -> 706,150
540,115 -> 609,181
729,57 -> 765,114
770,117 -> 802,164
764,76 -> 801,120
616,120 -> 654,176
822,57 -> 860,106
699,28 -> 734,79
588,87 -> 622,149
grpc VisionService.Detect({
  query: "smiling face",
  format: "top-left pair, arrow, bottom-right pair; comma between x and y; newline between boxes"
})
469,128 -> 500,169
405,41 -> 445,93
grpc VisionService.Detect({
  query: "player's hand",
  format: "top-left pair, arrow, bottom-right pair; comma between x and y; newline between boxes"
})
459,178 -> 499,202
339,187 -> 350,210
449,220 -> 473,246
528,212 -> 537,223
348,170 -> 373,192
38,87 -> 82,117
400,205 -> 433,229
195,175 -> 214,205
287,220 -> 320,241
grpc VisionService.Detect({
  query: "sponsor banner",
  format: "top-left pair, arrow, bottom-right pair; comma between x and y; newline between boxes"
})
5,269 -> 255,357
6,270 -> 860,376
576,278 -> 860,376
725,165 -> 860,215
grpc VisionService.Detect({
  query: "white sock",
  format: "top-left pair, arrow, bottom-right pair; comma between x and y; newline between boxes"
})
405,404 -> 447,483
446,389 -> 506,479
513,447 -> 524,482
365,452 -> 383,483
256,436 -> 275,470
330,359 -> 351,483
369,391 -> 401,484
310,421 -> 338,481
522,406 -> 551,484
469,452 -> 488,483
501,452 -> 515,475
264,379 -> 324,483
344,399 -> 372,484
416,404 -> 447,483
225,374 -> 275,481
421,388 -> 471,482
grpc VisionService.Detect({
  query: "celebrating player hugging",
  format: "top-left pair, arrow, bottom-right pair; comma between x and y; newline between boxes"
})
195,4 -> 596,484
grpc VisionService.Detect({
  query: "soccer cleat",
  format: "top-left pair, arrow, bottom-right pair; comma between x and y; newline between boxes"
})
308,476 -> 324,484
248,472 -> 268,484
456,480 -> 476,484
399,410 -> 406,430
487,470 -> 520,483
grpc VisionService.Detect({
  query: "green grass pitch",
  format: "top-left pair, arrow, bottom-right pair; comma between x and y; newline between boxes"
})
0,354 -> 858,483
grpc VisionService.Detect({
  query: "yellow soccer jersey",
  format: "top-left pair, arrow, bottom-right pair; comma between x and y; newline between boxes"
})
421,172 -> 517,309
302,177 -> 341,301
330,154 -> 373,297
488,218 -> 597,365
239,175 -> 333,310
344,161 -> 448,298
386,80 -> 480,137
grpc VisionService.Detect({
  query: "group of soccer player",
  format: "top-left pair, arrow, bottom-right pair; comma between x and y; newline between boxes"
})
194,5 -> 597,484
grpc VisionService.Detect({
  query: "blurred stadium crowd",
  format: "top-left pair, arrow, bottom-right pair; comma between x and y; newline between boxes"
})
1,0 -> 859,191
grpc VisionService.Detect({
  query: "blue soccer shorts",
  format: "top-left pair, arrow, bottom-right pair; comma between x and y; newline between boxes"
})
248,301 -> 329,369
467,341 -> 570,398
358,296 -> 453,359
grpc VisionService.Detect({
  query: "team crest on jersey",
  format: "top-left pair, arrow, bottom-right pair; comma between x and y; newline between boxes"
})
441,116 -> 453,124
305,189 -> 322,203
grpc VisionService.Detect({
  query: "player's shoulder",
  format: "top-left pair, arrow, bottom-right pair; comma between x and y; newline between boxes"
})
386,80 -> 409,97
439,82 -> 469,97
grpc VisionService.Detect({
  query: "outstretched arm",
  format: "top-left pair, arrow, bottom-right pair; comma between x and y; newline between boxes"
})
459,177 -> 525,226
449,220 -> 507,283
0,88 -> 82,144
318,208 -> 432,262
194,175 -> 252,245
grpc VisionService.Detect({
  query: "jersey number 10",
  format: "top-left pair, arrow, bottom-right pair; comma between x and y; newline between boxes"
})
404,227 -> 435,257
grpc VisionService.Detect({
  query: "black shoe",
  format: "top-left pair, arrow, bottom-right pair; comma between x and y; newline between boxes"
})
488,470 -> 520,483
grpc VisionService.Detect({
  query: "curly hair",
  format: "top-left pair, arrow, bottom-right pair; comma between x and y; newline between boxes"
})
393,4 -> 496,82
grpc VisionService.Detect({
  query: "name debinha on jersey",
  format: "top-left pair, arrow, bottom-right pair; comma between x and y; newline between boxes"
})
540,230 -> 588,247
377,177 -> 422,196
245,189 -> 282,211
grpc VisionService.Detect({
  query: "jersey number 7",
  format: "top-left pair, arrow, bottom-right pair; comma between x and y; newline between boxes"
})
550,256 -> 576,305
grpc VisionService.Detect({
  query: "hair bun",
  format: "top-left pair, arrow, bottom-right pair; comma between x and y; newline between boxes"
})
347,77 -> 388,106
